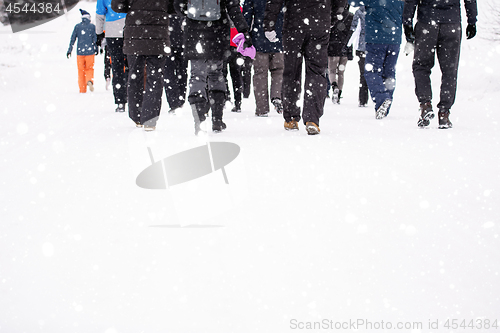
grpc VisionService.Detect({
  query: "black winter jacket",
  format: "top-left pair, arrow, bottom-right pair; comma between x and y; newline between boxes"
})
403,0 -> 478,26
243,0 -> 284,53
328,7 -> 353,57
264,0 -> 347,33
174,0 -> 249,61
112,0 -> 173,55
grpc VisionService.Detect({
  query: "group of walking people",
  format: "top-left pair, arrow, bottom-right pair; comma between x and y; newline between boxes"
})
66,0 -> 477,135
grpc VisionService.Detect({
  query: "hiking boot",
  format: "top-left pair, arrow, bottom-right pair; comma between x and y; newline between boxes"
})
255,111 -> 269,117
417,101 -> 434,128
271,98 -> 283,114
332,86 -> 340,104
231,101 -> 242,113
144,125 -> 155,132
375,99 -> 392,119
212,119 -> 226,133
134,121 -> 143,128
284,120 -> 299,131
438,109 -> 453,129
305,122 -> 320,135
105,78 -> 111,90
87,81 -> 94,92
115,103 -> 125,112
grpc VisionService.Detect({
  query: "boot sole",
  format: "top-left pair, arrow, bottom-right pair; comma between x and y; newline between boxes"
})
417,112 -> 435,128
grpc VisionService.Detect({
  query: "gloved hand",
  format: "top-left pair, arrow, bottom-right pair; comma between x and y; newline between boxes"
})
466,24 -> 476,39
96,33 -> 105,47
95,47 -> 99,55
243,32 -> 253,49
67,52 -> 71,58
265,30 -> 277,43
403,25 -> 415,43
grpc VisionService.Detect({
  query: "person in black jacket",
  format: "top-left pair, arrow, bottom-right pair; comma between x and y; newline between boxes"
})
264,0 -> 347,135
174,0 -> 251,134
112,0 -> 173,131
403,0 -> 478,129
328,2 -> 353,104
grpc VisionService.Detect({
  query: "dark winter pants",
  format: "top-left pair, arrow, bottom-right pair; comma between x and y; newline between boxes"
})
282,29 -> 329,125
241,57 -> 253,98
223,47 -> 244,105
106,37 -> 128,105
356,50 -> 369,105
365,43 -> 400,112
413,22 -> 461,111
127,54 -> 167,127
188,59 -> 226,103
253,51 -> 284,114
163,46 -> 188,110
104,46 -> 111,80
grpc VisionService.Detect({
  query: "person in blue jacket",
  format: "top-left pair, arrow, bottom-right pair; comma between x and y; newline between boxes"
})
67,9 -> 97,93
95,0 -> 128,112
243,0 -> 284,117
349,0 -> 404,119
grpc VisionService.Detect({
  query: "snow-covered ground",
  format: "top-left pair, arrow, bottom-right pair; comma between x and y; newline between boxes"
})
1,2 -> 499,332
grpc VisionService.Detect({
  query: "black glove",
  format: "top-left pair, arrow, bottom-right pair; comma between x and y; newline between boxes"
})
96,33 -> 105,47
403,25 -> 415,43
67,52 -> 71,58
243,32 -> 253,49
466,24 -> 476,39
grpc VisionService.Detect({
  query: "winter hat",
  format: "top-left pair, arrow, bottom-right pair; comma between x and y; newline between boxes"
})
80,9 -> 91,20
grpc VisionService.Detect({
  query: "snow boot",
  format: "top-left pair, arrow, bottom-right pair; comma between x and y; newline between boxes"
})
438,109 -> 453,129
231,100 -> 242,113
255,111 -> 269,117
417,101 -> 434,128
210,90 -> 226,133
305,122 -> 320,135
105,78 -> 111,90
87,80 -> 94,92
115,103 -> 125,112
375,99 -> 392,119
272,98 -> 283,114
284,120 -> 299,131
332,84 -> 340,104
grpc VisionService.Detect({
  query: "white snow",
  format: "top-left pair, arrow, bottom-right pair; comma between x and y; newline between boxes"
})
0,2 -> 499,332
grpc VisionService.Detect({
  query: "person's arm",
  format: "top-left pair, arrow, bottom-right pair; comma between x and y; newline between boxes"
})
242,0 -> 254,31
67,26 -> 77,55
111,0 -> 129,14
95,0 -> 107,34
402,0 -> 417,26
263,0 -> 284,32
227,1 -> 249,33
464,0 -> 477,24
173,0 -> 187,17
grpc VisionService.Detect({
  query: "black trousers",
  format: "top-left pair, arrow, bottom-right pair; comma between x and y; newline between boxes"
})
106,38 -> 128,105
223,47 -> 243,104
241,57 -> 253,98
413,22 -> 461,111
163,46 -> 188,109
282,29 -> 329,125
127,54 -> 167,126
104,46 -> 111,80
356,50 -> 369,105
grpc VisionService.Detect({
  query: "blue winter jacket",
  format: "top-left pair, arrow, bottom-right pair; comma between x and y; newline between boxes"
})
243,0 -> 284,53
67,17 -> 97,56
350,0 -> 404,45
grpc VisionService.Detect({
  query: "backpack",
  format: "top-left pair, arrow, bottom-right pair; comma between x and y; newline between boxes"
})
187,0 -> 221,21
